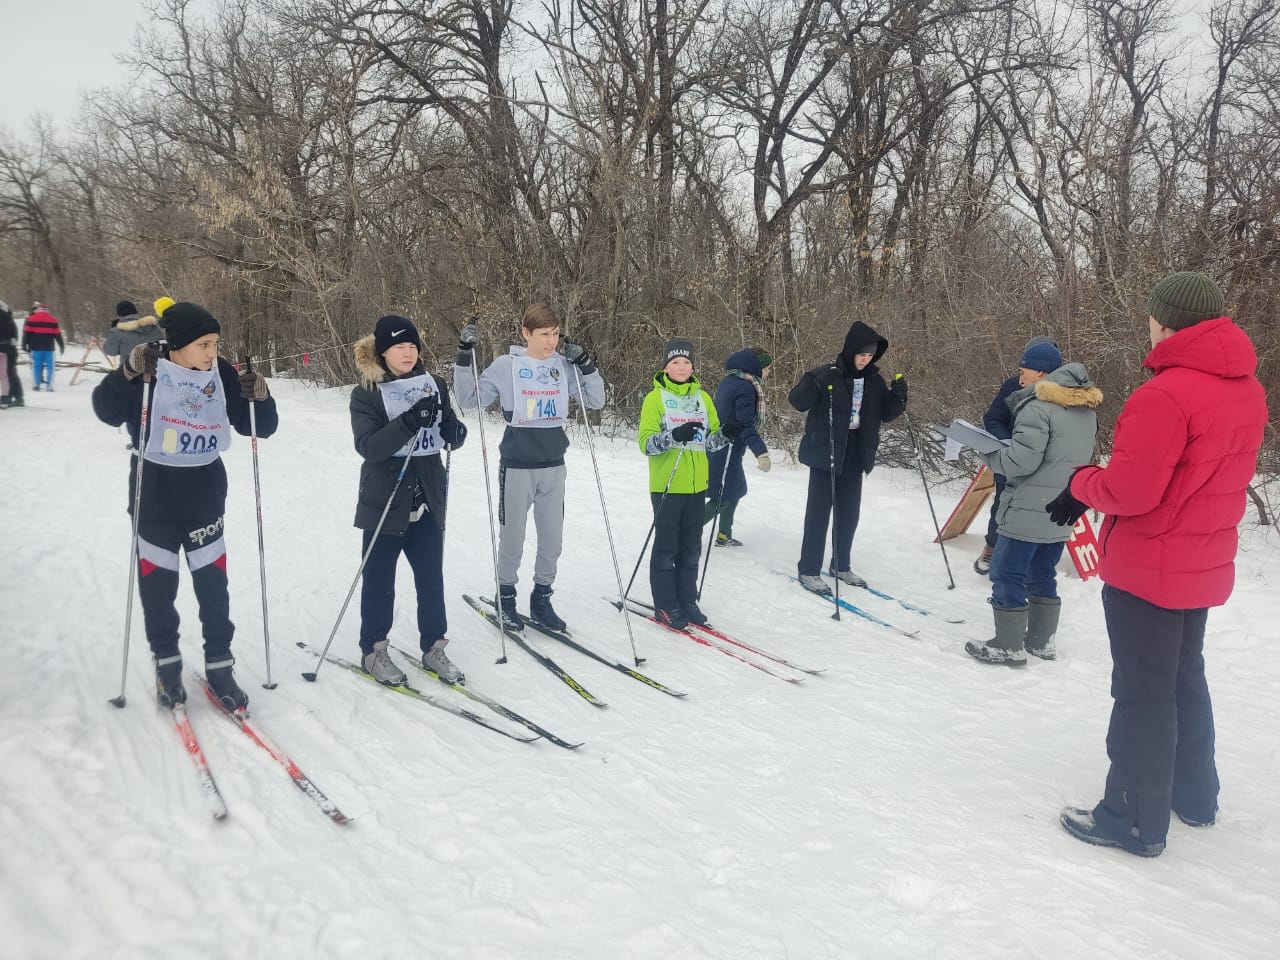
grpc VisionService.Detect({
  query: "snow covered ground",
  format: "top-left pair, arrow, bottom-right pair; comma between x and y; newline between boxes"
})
2,362 -> 1277,959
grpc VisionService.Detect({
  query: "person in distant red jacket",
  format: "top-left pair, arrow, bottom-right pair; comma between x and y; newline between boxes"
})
1048,272 -> 1268,858
22,302 -> 65,391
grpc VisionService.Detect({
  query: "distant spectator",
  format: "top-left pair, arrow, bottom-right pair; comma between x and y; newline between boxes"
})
105,300 -> 162,360
22,302 -> 64,391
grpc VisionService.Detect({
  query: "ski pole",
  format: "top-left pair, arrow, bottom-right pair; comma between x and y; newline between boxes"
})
465,345 -> 510,663
899,383 -> 956,589
303,436 -> 416,681
623,448 -> 685,601
242,356 -> 277,690
697,445 -> 734,600
569,360 -> 644,665
827,381 -> 841,621
109,374 -> 157,708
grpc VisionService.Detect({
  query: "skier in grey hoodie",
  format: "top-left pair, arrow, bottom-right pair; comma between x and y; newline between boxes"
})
104,300 -> 163,360
454,303 -> 605,631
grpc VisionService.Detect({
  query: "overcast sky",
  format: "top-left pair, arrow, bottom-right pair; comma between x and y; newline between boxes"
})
0,0 -> 151,134
0,0 -> 1217,136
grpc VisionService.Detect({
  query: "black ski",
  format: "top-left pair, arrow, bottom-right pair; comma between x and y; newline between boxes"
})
476,597 -> 688,698
463,595 -> 607,707
390,644 -> 584,749
294,641 -> 540,743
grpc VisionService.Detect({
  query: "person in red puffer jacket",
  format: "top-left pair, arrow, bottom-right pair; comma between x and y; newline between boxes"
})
1048,272 -> 1268,858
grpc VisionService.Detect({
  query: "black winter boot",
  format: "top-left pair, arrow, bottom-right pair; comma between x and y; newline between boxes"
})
498,585 -> 523,632
529,584 -> 567,632
206,657 -> 249,713
155,654 -> 187,707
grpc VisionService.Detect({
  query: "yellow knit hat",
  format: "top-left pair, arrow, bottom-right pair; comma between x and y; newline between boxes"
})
154,296 -> 176,318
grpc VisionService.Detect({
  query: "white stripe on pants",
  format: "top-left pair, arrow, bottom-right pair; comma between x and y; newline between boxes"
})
497,464 -> 567,587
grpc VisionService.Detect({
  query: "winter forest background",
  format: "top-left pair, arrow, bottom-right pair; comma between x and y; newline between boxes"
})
1,0 -> 1277,493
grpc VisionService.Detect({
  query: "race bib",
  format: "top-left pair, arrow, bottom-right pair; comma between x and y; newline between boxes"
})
144,359 -> 231,467
511,354 -> 569,428
380,373 -> 444,457
849,378 -> 864,431
660,389 -> 708,449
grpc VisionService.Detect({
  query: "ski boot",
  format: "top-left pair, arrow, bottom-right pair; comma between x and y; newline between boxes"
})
422,638 -> 465,684
206,657 -> 250,712
529,584 -> 567,632
155,654 -> 187,707
363,639 -> 407,685
497,585 -> 523,632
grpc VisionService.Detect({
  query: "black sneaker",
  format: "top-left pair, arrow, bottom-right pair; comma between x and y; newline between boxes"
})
530,584 -> 567,632
206,657 -> 249,712
497,585 -> 523,632
681,601 -> 709,626
1060,806 -> 1164,857
155,654 -> 187,707
656,608 -> 689,630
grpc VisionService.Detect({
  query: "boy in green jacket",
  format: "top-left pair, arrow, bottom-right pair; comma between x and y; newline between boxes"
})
638,339 -> 740,628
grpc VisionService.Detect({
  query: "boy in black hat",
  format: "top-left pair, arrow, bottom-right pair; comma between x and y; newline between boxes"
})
349,314 -> 468,685
92,301 -> 278,711
789,320 -> 907,595
638,338 -> 738,628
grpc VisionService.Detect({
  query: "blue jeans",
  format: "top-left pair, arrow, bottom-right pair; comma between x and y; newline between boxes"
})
989,535 -> 1064,608
32,350 -> 55,388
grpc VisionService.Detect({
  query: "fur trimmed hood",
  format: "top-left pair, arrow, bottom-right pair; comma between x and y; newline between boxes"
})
1032,361 -> 1103,409
117,314 -> 159,333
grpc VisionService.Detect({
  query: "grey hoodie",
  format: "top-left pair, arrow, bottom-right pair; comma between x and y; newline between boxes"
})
454,346 -> 605,468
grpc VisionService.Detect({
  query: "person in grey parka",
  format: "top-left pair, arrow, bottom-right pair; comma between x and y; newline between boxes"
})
104,300 -> 163,359
965,341 -> 1102,666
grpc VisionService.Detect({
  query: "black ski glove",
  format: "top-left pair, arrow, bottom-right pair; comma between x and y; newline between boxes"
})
563,339 -> 592,370
671,422 -> 701,443
457,321 -> 479,351
721,419 -> 744,441
400,394 -> 440,430
238,369 -> 269,401
890,374 -> 908,404
1046,485 -> 1089,526
816,365 -> 841,389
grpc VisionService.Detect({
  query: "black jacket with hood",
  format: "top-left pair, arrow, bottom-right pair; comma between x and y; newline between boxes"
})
350,335 -> 467,535
788,320 -> 906,476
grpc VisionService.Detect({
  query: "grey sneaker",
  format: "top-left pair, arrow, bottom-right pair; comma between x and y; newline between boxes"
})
798,574 -> 832,597
362,639 -> 407,685
422,638 -> 465,685
828,566 -> 867,587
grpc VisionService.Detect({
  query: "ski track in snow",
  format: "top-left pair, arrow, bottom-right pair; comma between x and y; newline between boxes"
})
1,363 -> 1278,959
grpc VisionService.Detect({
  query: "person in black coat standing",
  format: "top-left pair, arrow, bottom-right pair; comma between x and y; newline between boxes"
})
350,315 -> 468,687
790,320 -> 907,595
0,299 -> 22,407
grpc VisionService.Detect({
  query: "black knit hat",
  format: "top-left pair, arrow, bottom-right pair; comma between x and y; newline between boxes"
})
374,314 -> 423,357
115,300 -> 139,320
160,302 -> 221,350
1148,272 -> 1224,331
662,338 -> 695,367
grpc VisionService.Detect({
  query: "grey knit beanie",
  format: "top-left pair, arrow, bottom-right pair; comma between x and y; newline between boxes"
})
1148,272 -> 1224,330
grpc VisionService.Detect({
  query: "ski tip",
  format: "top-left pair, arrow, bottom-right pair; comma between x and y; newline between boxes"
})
108,695 -> 127,709
301,672 -> 318,682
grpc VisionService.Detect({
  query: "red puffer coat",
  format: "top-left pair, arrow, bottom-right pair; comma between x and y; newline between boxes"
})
1070,317 -> 1267,609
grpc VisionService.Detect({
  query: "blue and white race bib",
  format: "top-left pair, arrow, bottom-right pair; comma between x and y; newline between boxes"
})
510,354 -> 570,428
144,359 -> 231,467
380,373 -> 444,457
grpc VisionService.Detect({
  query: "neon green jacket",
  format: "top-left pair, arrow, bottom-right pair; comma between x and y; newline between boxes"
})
638,372 -> 723,493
